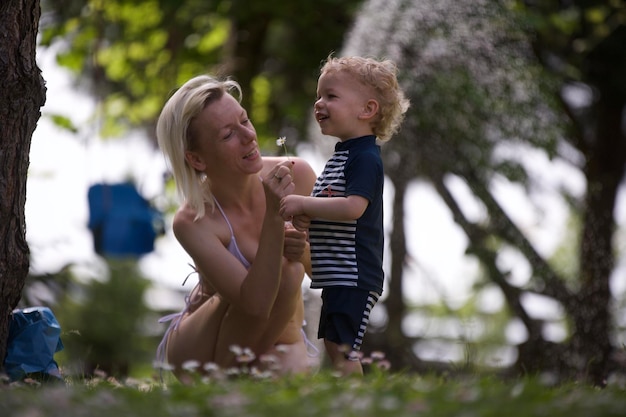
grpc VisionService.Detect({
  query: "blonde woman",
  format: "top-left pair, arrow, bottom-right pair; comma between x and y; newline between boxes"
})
155,75 -> 317,381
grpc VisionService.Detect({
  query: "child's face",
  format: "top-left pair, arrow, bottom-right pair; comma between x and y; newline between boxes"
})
314,71 -> 374,141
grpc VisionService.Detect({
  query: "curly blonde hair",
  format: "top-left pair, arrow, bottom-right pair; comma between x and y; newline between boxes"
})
156,75 -> 242,220
320,55 -> 410,142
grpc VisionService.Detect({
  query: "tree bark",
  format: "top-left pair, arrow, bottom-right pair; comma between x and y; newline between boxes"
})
571,95 -> 626,386
0,0 -> 46,366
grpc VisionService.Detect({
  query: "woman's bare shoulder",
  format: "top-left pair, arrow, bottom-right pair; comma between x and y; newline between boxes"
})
290,156 -> 314,175
172,203 -> 211,238
172,203 -> 227,263
291,157 -> 317,195
173,203 -> 197,227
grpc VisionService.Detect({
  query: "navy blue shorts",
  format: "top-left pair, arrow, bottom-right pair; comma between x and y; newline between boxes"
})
318,287 -> 380,356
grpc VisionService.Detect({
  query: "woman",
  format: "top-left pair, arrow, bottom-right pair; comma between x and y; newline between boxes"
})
155,75 -> 317,380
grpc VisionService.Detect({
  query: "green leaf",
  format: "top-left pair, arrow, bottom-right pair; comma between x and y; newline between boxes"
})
47,114 -> 79,133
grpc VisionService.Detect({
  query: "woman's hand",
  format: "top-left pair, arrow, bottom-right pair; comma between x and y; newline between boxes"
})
283,222 -> 308,262
262,160 -> 296,205
291,214 -> 311,232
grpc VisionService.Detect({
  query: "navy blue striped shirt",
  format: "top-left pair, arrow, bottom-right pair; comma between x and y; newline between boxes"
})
309,135 -> 384,295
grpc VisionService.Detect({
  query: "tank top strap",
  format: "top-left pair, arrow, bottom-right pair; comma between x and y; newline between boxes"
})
213,198 -> 235,236
213,197 -> 251,269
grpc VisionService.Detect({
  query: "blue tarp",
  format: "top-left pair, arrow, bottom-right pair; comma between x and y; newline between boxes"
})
87,183 -> 163,258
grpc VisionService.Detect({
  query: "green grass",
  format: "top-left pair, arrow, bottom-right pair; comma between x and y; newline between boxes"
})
2,370 -> 626,417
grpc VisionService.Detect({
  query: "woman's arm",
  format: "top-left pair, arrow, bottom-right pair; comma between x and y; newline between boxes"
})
238,167 -> 291,317
173,161 -> 295,319
287,157 -> 316,276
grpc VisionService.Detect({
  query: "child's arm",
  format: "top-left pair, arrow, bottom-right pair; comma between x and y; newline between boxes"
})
280,194 -> 368,222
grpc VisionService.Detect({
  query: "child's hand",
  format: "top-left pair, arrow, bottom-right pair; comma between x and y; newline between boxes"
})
279,194 -> 305,220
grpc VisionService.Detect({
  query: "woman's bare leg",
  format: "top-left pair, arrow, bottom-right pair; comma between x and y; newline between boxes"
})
167,260 -> 308,377
213,261 -> 305,367
165,295 -> 228,370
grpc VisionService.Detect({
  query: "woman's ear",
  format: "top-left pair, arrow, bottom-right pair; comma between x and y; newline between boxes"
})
359,99 -> 379,121
185,150 -> 206,172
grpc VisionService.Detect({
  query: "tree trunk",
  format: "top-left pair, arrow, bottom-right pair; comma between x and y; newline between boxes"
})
0,0 -> 46,366
570,95 -> 626,386
222,1 -> 271,117
379,167 -> 416,369
363,147 -> 423,371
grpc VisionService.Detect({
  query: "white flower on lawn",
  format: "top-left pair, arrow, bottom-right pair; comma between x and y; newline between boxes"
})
203,362 -> 220,372
371,351 -> 386,360
229,344 -> 243,356
236,347 -> 256,363
181,360 -> 201,372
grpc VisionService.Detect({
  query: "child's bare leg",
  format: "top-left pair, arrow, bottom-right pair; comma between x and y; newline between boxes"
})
324,339 -> 363,376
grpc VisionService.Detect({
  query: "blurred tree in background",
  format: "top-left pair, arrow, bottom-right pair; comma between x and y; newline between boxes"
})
39,0 -> 362,142
54,259 -> 152,377
517,0 -> 626,386
342,0 -> 625,386
20,260 -> 153,378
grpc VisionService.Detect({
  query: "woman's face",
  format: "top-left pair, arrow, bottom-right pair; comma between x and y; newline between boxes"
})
188,93 -> 262,178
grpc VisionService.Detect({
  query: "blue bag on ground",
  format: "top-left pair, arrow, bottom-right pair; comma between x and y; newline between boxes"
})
4,306 -> 64,381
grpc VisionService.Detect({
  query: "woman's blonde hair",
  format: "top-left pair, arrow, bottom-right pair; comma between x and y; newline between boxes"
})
320,55 -> 410,142
156,75 -> 242,220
